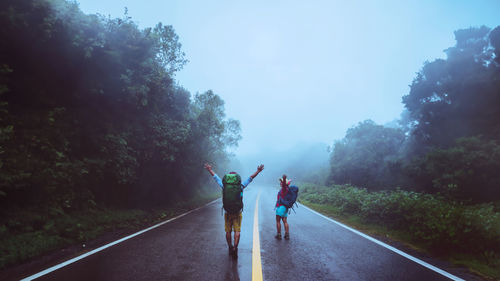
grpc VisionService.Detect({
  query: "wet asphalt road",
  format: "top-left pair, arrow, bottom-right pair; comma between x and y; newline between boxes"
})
25,184 -> 462,281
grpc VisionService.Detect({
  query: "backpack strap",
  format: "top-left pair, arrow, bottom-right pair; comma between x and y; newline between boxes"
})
286,203 -> 299,215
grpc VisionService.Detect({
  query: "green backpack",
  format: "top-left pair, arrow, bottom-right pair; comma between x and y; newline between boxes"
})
222,173 -> 243,214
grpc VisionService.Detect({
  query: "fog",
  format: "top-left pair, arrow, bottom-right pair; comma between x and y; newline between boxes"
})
2,2 -> 500,276
76,0 -> 500,174
232,142 -> 330,184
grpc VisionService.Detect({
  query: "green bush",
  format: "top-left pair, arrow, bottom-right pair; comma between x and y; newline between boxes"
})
407,137 -> 500,201
0,231 -> 68,268
301,183 -> 500,255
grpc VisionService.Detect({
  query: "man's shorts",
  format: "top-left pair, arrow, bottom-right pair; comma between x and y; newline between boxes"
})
224,212 -> 242,233
276,205 -> 288,218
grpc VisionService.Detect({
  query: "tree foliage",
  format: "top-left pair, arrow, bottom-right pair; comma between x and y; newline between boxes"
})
402,26 -> 500,151
327,120 -> 406,190
327,26 -> 500,202
0,0 -> 239,215
406,137 -> 500,201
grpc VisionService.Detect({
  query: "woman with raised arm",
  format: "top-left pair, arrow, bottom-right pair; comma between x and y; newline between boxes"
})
275,174 -> 291,240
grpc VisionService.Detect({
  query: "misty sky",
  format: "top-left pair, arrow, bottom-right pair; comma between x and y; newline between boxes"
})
76,0 -> 500,156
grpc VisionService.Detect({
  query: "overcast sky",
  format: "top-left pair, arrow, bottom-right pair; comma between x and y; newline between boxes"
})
77,0 -> 500,156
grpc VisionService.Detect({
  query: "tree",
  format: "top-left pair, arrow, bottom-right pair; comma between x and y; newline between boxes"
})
0,0 -> 240,213
406,137 -> 500,201
327,120 -> 406,190
402,26 -> 500,153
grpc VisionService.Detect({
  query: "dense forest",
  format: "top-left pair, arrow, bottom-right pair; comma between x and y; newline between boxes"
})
0,0 -> 239,221
327,25 -> 500,203
305,25 -> 500,277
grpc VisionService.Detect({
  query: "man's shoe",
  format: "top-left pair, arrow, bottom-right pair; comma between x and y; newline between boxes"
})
275,233 -> 282,240
284,233 -> 290,240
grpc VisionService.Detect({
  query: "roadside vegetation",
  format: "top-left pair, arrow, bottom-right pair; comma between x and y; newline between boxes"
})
298,25 -> 500,280
0,193 -> 218,269
300,184 -> 500,279
0,0 -> 234,269
325,25 -> 500,202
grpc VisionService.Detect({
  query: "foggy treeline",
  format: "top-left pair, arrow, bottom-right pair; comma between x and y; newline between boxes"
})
298,27 -> 500,274
326,26 -> 500,203
0,0 -> 239,214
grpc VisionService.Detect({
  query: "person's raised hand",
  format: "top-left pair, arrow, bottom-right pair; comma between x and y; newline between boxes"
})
257,164 -> 264,172
204,163 -> 212,170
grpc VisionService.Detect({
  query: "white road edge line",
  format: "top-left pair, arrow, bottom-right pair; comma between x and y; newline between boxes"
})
21,199 -> 219,281
300,204 -> 465,281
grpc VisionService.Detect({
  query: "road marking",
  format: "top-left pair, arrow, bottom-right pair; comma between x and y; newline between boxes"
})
252,192 -> 263,281
301,204 -> 465,281
20,199 -> 219,281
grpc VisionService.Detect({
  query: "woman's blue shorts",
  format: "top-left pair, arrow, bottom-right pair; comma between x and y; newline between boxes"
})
276,205 -> 288,218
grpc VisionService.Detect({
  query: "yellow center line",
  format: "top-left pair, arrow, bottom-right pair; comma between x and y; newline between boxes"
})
252,191 -> 263,281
